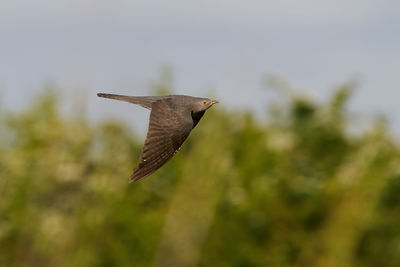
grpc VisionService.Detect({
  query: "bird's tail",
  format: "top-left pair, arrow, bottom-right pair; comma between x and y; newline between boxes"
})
97,93 -> 162,110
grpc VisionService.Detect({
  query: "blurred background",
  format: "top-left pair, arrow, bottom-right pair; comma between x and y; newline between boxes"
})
1,1 -> 400,266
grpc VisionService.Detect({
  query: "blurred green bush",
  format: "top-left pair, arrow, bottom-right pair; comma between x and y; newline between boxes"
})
1,86 -> 399,267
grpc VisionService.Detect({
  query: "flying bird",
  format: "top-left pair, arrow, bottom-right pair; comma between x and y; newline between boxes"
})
97,93 -> 218,183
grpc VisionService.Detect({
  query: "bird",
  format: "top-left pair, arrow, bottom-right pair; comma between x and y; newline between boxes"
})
97,93 -> 218,183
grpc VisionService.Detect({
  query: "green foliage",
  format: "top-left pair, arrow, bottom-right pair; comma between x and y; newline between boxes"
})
1,86 -> 400,267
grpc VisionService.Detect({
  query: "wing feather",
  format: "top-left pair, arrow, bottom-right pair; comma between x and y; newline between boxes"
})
130,99 -> 193,182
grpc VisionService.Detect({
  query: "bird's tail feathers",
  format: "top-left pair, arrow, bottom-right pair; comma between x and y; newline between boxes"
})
97,93 -> 134,102
97,93 -> 160,110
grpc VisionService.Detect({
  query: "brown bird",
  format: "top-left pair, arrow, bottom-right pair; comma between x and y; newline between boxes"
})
97,93 -> 218,182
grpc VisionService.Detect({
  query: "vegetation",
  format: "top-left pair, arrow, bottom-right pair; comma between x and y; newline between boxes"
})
1,82 -> 400,267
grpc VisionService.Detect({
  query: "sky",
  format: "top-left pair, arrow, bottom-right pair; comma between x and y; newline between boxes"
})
1,0 -> 399,135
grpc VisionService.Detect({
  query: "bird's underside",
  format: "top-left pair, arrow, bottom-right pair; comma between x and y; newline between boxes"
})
97,93 -> 197,182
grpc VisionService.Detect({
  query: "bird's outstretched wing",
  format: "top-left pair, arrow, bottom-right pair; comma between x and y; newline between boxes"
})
130,99 -> 193,182
97,93 -> 163,110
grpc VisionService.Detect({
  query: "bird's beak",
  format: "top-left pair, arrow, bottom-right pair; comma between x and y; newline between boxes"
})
210,100 -> 219,105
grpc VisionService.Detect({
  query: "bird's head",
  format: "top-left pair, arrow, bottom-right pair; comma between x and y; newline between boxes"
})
192,98 -> 219,112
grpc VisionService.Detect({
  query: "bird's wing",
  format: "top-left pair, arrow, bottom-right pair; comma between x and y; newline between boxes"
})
97,93 -> 163,110
130,99 -> 193,182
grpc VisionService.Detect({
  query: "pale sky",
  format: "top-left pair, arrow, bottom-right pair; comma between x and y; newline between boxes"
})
1,0 -> 399,134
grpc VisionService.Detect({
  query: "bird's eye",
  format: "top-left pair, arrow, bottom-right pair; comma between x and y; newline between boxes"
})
202,100 -> 208,105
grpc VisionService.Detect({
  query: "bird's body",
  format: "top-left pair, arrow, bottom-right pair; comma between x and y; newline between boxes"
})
97,93 -> 218,182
